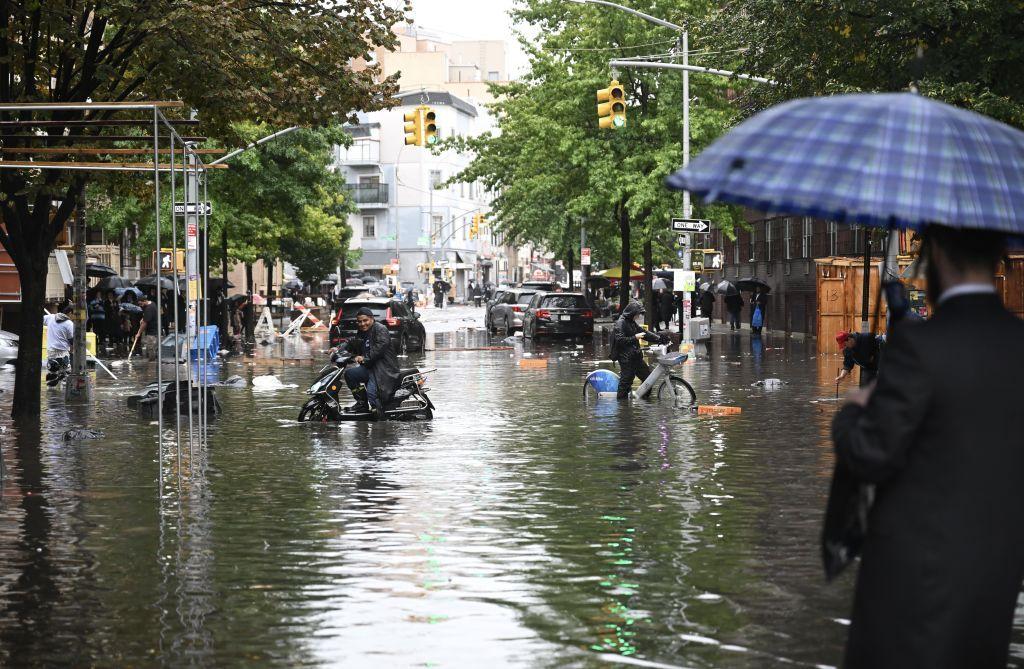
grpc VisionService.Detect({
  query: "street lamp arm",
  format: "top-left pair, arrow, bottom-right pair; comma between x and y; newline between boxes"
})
608,59 -> 776,85
438,209 -> 483,247
209,126 -> 300,165
566,0 -> 684,33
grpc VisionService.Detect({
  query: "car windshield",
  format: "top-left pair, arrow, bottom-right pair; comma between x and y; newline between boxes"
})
516,292 -> 537,305
339,303 -> 388,320
540,295 -> 587,308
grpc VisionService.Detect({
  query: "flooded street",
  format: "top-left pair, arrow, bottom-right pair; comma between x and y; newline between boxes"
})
0,313 -> 1021,667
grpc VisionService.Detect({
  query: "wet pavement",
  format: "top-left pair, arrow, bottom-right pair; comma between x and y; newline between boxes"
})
0,309 -> 1021,667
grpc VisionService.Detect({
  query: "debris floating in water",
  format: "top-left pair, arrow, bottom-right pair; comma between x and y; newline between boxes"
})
252,375 -> 298,389
518,358 -> 548,369
63,429 -> 104,441
696,405 -> 742,416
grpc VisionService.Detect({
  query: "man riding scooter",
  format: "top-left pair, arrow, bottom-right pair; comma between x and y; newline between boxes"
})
610,300 -> 664,400
341,307 -> 402,419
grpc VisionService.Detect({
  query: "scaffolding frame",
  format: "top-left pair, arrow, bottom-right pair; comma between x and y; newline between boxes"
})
0,101 -> 219,492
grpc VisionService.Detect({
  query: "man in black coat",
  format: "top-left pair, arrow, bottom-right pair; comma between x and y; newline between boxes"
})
342,307 -> 402,419
832,225 -> 1024,668
610,301 -> 660,399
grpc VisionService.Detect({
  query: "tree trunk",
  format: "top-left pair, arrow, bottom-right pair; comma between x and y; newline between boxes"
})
244,262 -> 254,343
220,225 -> 230,339
12,260 -> 48,420
643,233 -> 655,325
565,246 -> 574,291
618,204 -> 631,314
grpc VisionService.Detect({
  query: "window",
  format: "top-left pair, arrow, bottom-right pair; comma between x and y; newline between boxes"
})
783,218 -> 792,260
766,221 -> 774,261
733,237 -> 740,264
802,217 -> 813,258
851,224 -> 861,254
362,216 -> 376,238
432,215 -> 443,241
541,295 -> 587,308
828,222 -> 838,256
748,228 -> 756,262
429,170 -> 442,189
488,71 -> 500,81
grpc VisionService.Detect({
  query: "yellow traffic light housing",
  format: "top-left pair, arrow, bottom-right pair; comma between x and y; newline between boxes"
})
403,108 -> 423,146
596,80 -> 627,129
469,213 -> 480,239
424,108 -> 438,146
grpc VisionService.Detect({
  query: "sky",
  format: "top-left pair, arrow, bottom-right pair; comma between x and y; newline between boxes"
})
395,0 -> 533,77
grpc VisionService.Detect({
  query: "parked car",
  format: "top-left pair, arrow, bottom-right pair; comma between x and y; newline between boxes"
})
520,280 -> 559,291
329,298 -> 427,354
0,329 -> 18,365
483,288 -> 509,331
487,288 -> 537,333
522,292 -> 594,340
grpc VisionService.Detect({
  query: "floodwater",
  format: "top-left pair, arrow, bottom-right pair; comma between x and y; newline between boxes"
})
0,323 -> 1021,668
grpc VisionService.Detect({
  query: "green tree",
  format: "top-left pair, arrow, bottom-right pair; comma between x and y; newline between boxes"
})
445,0 -> 744,313
708,1 -> 1024,126
0,1 -> 406,417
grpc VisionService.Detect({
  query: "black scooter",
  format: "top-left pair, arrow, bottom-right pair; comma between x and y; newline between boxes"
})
297,349 -> 434,422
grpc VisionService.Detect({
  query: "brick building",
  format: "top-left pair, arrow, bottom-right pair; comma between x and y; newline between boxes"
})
704,215 -> 885,336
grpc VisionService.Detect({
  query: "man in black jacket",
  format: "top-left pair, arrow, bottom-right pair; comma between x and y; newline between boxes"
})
611,301 -> 660,399
832,225 -> 1024,668
342,307 -> 402,419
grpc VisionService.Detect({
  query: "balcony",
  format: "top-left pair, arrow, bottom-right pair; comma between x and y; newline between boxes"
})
344,183 -> 389,207
338,139 -> 380,165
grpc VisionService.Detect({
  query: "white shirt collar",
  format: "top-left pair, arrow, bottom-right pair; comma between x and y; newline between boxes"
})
937,283 -> 997,305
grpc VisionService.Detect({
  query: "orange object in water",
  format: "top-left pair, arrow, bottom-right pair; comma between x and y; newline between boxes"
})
518,358 -> 549,369
696,405 -> 742,416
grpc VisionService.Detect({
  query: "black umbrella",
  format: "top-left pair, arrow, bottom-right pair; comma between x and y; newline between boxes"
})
715,280 -> 739,297
135,274 -> 176,291
736,277 -> 771,293
587,275 -> 611,289
177,276 -> 234,291
653,269 -> 676,279
95,275 -> 133,292
283,279 -> 303,291
345,278 -> 364,286
86,263 -> 118,278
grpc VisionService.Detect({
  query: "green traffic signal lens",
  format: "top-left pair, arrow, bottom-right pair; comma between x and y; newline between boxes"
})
613,117 -> 626,128
427,135 -> 438,145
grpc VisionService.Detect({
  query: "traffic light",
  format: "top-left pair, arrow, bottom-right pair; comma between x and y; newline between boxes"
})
470,213 -> 481,239
403,108 -> 423,146
424,108 -> 438,146
596,80 -> 627,129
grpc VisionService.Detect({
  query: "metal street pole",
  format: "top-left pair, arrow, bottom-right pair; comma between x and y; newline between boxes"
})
66,189 -> 93,400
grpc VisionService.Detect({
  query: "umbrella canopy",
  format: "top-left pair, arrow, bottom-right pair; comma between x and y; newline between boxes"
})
653,269 -> 676,279
597,266 -> 645,280
95,275 -> 133,292
715,280 -> 739,297
345,278 -> 364,286
114,286 -> 144,299
652,278 -> 670,291
86,263 -> 118,278
283,279 -> 304,290
586,275 -> 611,290
736,277 -> 771,294
176,276 -> 234,291
135,274 -> 176,291
700,282 -> 711,292
119,302 -> 143,314
666,92 -> 1024,234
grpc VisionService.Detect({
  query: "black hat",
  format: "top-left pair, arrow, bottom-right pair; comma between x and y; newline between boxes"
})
355,307 -> 374,318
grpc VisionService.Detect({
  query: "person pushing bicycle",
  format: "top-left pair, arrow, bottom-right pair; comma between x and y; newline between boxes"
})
610,301 -> 664,400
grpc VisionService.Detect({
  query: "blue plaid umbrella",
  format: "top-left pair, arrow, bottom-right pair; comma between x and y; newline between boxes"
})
666,92 -> 1024,233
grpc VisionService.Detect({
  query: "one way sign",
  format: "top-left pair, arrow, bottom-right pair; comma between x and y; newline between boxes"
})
671,218 -> 711,233
173,202 -> 213,216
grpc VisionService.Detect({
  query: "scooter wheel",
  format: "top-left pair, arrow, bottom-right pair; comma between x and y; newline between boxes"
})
298,399 -> 327,422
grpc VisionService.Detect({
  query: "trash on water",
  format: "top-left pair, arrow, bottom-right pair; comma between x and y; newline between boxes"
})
252,375 -> 297,389
695,405 -> 742,416
752,378 -> 785,389
63,429 -> 104,441
519,358 -> 548,369
216,375 -> 247,388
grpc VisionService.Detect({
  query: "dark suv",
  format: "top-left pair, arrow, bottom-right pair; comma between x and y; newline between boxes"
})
522,292 -> 594,340
329,298 -> 427,354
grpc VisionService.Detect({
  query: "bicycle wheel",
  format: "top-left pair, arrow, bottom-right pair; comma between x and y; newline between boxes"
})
657,375 -> 696,407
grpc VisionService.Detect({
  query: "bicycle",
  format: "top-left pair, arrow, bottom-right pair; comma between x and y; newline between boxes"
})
584,342 -> 696,407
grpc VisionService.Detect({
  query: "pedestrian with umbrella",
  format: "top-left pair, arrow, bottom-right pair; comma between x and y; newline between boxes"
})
668,91 -> 1024,668
716,280 -> 742,331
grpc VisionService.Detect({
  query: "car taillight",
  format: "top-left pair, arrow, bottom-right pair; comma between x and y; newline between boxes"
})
581,310 -> 593,318
385,307 -> 398,327
535,309 -> 550,319
512,305 -> 523,313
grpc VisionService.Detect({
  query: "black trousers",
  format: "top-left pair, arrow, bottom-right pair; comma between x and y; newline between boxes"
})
617,357 -> 651,399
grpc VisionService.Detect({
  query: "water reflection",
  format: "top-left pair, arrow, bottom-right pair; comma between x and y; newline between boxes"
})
0,327 -> 1018,667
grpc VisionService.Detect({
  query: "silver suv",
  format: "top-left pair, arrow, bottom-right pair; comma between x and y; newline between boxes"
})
486,288 -> 537,334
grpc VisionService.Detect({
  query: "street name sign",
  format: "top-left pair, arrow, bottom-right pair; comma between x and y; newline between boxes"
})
173,202 -> 213,216
671,218 -> 711,233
